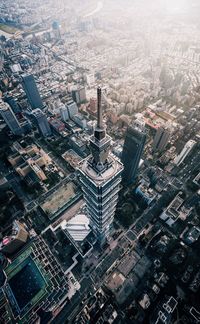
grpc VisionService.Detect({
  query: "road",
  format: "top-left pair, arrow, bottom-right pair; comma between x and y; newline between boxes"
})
52,277 -> 94,324
178,150 -> 200,182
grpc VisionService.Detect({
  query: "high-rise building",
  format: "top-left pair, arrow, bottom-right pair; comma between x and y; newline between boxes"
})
88,97 -> 97,114
67,100 -> 78,118
60,106 -> 69,121
0,221 -> 28,255
21,74 -> 43,109
174,140 -> 196,166
122,119 -> 146,184
153,127 -> 170,152
72,87 -> 86,104
0,101 -> 22,135
26,108 -> 51,137
4,95 -> 21,114
52,20 -> 61,39
78,88 -> 123,245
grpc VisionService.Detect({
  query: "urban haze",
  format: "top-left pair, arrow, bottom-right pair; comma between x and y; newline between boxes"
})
0,0 -> 200,323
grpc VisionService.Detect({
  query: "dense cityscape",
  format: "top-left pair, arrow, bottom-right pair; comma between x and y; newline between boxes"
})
0,0 -> 200,323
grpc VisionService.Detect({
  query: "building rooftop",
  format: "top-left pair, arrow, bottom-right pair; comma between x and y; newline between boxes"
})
40,180 -> 78,219
1,237 -> 69,323
62,149 -> 82,168
61,214 -> 90,242
160,193 -> 192,226
106,271 -> 125,292
79,153 -> 123,186
8,256 -> 45,311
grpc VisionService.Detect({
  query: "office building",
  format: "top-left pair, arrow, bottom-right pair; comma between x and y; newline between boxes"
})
72,114 -> 87,128
21,74 -> 43,109
86,73 -> 95,87
87,97 -> 97,116
72,87 -> 86,104
20,119 -> 32,134
122,119 -> 146,184
49,118 -> 65,133
69,133 -> 88,157
0,236 -> 69,323
67,100 -> 78,118
153,127 -> 170,152
0,101 -> 22,135
78,87 -> 123,245
60,106 -> 69,121
174,140 -> 196,166
0,221 -> 28,255
4,95 -> 21,114
52,20 -> 61,39
26,108 -> 52,137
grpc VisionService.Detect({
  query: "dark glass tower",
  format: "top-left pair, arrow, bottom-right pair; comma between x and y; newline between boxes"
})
0,101 -> 22,135
78,88 -> 124,245
21,74 -> 43,109
153,127 -> 170,152
26,108 -> 51,137
122,120 -> 146,184
4,96 -> 21,114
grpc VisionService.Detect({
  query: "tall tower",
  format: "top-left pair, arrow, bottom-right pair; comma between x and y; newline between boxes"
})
21,74 -> 43,110
122,119 -> 146,184
26,108 -> 52,137
78,88 -> 124,245
0,101 -> 22,135
4,95 -> 21,114
153,126 -> 170,153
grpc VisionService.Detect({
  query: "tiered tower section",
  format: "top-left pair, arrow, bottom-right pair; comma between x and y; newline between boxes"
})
78,87 -> 123,245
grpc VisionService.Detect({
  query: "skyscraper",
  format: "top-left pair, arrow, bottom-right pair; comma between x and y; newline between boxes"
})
52,20 -> 61,39
72,87 -> 86,104
153,126 -> 170,152
21,74 -> 43,109
122,120 -> 146,184
78,87 -> 123,245
4,95 -> 21,114
60,106 -> 69,122
67,100 -> 78,118
26,108 -> 52,137
0,101 -> 22,135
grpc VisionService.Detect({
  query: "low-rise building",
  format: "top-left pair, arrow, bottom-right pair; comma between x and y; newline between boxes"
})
135,179 -> 158,205
0,236 -> 69,323
0,221 -> 29,255
160,193 -> 192,227
8,142 -> 51,182
49,117 -> 66,133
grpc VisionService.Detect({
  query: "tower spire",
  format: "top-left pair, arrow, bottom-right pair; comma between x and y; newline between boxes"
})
97,87 -> 103,129
94,87 -> 105,141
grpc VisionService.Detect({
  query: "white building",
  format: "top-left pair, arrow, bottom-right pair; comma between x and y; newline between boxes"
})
174,140 -> 196,166
60,106 -> 69,122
